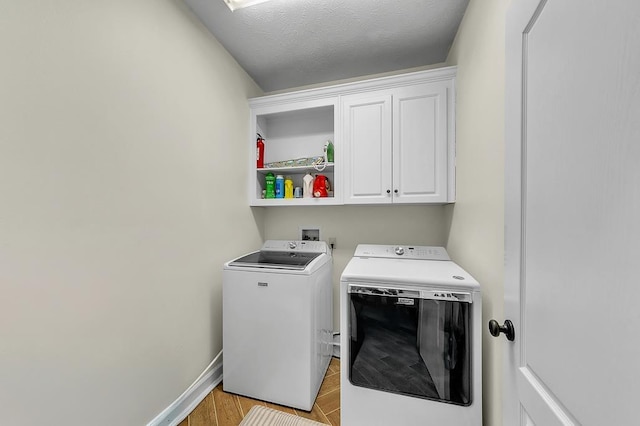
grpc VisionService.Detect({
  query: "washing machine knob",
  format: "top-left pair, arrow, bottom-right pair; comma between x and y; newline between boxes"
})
395,246 -> 405,256
289,241 -> 297,249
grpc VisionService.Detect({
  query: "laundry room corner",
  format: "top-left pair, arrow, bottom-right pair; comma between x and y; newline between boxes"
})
263,205 -> 448,330
443,1 -> 510,425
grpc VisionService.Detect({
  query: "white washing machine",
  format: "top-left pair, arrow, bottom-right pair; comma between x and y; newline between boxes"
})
340,244 -> 482,426
223,240 -> 333,411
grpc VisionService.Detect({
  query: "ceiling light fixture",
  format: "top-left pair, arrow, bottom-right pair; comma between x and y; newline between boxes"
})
223,0 -> 272,11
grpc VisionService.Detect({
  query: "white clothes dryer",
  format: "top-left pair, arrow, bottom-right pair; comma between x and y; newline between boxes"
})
223,240 -> 333,411
340,244 -> 482,426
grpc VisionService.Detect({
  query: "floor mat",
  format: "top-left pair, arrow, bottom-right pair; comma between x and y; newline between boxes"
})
239,405 -> 327,426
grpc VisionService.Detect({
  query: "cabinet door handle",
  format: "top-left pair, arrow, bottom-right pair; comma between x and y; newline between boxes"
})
394,189 -> 398,194
386,189 -> 391,194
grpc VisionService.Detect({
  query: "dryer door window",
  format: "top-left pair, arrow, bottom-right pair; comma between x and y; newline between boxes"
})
348,285 -> 472,405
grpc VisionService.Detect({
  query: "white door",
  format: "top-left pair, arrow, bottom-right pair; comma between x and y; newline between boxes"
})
503,1 -> 640,425
342,91 -> 393,204
392,83 -> 449,203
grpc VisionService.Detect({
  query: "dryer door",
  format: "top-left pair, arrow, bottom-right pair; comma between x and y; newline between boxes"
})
347,284 -> 472,405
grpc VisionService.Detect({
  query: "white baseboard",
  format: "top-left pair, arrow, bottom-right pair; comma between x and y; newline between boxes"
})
147,351 -> 223,426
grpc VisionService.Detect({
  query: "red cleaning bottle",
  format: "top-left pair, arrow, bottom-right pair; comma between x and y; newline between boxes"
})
256,134 -> 265,169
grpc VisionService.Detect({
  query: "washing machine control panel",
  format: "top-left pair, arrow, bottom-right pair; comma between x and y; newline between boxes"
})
262,240 -> 328,254
354,244 -> 450,261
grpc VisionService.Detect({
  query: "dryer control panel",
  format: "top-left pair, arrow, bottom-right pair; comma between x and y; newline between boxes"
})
353,244 -> 450,261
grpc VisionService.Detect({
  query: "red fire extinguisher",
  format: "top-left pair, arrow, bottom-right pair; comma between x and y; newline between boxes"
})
256,133 -> 265,169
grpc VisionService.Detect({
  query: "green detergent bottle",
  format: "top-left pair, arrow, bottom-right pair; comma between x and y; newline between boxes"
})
325,140 -> 334,163
265,172 -> 275,199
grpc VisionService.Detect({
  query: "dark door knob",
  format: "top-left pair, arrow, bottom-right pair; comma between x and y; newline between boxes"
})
488,319 -> 515,341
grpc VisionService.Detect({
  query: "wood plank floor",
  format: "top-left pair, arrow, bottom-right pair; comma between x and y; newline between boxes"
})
178,357 -> 341,426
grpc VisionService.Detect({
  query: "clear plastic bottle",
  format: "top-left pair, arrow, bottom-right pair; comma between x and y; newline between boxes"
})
303,173 -> 314,198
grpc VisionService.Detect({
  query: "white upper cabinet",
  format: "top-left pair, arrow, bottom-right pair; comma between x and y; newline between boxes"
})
248,67 -> 456,206
343,79 -> 454,204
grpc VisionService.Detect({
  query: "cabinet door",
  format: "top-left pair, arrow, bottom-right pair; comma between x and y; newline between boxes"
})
342,92 -> 393,204
392,82 -> 450,203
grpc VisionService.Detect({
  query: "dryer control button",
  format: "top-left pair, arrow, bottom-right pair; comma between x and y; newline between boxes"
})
395,246 -> 405,256
289,241 -> 297,249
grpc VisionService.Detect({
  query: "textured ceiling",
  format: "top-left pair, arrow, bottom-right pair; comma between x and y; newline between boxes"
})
184,0 -> 469,92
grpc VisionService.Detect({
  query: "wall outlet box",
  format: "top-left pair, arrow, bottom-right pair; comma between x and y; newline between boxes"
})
299,226 -> 321,241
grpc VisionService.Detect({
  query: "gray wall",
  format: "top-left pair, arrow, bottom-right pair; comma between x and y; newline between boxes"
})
445,1 -> 510,425
0,1 -> 263,424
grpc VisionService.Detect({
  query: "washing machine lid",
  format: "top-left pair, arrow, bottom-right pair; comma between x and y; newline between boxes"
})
227,240 -> 329,271
228,250 -> 321,270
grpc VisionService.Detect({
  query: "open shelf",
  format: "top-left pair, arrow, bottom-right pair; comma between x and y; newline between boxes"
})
249,97 -> 340,206
257,163 -> 334,175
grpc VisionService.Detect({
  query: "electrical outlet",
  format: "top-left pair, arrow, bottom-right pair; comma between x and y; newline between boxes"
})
328,237 -> 336,248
